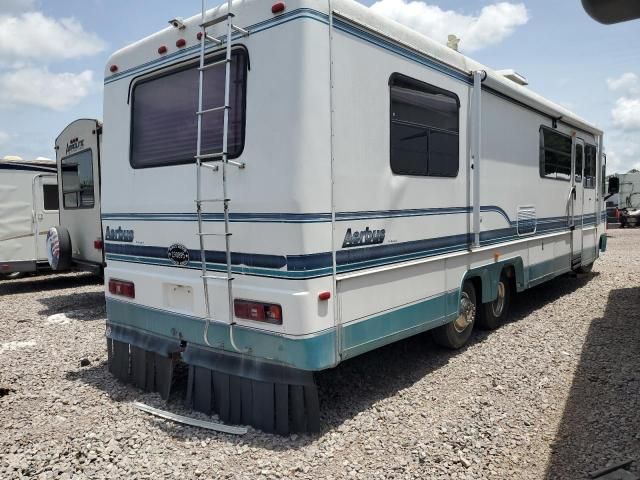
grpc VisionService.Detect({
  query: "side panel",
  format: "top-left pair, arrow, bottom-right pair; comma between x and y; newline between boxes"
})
0,171 -> 37,266
56,120 -> 104,265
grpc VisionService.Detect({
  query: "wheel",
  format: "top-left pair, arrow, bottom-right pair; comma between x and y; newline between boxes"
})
477,272 -> 512,330
433,281 -> 476,349
576,262 -> 593,274
46,226 -> 73,271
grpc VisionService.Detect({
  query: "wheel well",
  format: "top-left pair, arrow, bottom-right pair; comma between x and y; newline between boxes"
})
465,276 -> 482,302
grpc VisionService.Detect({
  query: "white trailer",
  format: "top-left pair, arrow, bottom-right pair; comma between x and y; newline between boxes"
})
0,157 -> 59,277
102,0 -> 610,433
47,119 -> 105,275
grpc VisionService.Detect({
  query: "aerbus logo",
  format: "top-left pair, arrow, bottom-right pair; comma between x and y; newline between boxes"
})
105,226 -> 134,242
342,227 -> 386,248
167,244 -> 190,266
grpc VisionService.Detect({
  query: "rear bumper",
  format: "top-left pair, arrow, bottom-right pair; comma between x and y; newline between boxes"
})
105,298 -> 337,372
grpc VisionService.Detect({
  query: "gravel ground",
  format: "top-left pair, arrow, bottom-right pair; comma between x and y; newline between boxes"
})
1,229 -> 639,480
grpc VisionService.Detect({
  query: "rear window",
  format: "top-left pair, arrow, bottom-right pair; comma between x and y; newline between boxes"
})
61,149 -> 95,209
43,184 -> 59,211
130,49 -> 248,169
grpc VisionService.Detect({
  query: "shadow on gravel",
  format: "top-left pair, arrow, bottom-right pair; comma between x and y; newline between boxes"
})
0,272 -> 101,296
37,291 -> 106,319
65,272 -> 600,450
544,286 -> 640,479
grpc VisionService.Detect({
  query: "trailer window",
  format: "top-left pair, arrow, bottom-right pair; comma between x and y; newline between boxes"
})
539,127 -> 571,181
43,184 -> 59,211
130,49 -> 248,169
390,74 -> 459,177
61,149 -> 95,209
584,144 -> 597,189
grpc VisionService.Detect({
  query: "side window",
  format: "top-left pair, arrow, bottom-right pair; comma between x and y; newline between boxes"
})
61,149 -> 95,209
575,144 -> 583,183
43,184 -> 59,211
131,49 -> 248,169
390,74 -> 459,177
584,144 -> 597,189
539,127 -> 571,181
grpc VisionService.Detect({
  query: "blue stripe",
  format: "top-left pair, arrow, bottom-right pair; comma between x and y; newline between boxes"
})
102,205 -> 513,225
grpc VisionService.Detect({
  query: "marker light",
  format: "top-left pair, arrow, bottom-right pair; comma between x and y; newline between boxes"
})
197,32 -> 203,40
109,65 -> 118,73
318,291 -> 331,301
176,38 -> 186,48
94,239 -> 103,250
272,2 -> 286,14
108,279 -> 135,299
234,299 -> 282,325
158,45 -> 168,54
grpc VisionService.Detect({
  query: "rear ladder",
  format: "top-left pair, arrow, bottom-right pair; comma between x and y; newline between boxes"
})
194,0 -> 249,351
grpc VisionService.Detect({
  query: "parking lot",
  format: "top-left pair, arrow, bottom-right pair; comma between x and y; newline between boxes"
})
1,229 -> 639,480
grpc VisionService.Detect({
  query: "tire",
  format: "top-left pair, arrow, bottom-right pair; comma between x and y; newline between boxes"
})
46,226 -> 73,271
477,272 -> 512,330
433,281 -> 477,349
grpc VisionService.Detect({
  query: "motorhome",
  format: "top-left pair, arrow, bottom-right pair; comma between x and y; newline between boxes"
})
47,119 -> 105,274
0,156 -> 58,278
102,0 -> 610,433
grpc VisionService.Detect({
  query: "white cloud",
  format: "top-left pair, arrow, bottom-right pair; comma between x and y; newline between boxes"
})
0,68 -> 95,111
0,12 -> 105,64
607,72 -> 639,94
0,0 -> 36,14
369,0 -> 529,53
611,97 -> 640,132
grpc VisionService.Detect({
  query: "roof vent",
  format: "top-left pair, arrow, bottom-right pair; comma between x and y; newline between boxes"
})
2,155 -> 23,161
496,69 -> 528,86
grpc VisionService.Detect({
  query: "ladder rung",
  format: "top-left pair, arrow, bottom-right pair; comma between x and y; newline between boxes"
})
202,275 -> 234,281
231,24 -> 250,36
196,152 -> 225,160
198,58 -> 230,71
195,198 -> 229,203
205,34 -> 223,45
197,105 -> 229,115
200,12 -> 234,29
197,232 -> 232,237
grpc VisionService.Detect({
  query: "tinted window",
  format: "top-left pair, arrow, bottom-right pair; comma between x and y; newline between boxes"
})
584,144 -> 597,189
62,149 -> 94,208
131,50 -> 248,168
390,74 -> 459,177
539,127 -> 571,181
43,184 -> 59,211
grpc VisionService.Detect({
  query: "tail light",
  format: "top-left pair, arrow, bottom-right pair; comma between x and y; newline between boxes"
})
94,239 -> 103,250
234,299 -> 282,325
109,279 -> 135,299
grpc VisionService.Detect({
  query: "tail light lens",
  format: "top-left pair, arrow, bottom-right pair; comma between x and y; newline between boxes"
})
108,279 -> 135,299
234,299 -> 282,325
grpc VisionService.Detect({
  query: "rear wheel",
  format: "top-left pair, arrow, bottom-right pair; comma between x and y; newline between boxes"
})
433,281 -> 476,349
477,273 -> 512,330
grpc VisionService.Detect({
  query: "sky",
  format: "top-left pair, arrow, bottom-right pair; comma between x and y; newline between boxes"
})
0,0 -> 638,173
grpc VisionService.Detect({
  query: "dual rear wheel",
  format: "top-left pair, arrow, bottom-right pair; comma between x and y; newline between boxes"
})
433,272 -> 512,349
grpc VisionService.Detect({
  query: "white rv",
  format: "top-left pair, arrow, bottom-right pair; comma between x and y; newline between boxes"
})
102,0 -> 610,433
0,156 -> 59,277
47,119 -> 105,274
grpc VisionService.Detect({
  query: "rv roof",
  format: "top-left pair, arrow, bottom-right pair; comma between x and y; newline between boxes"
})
0,157 -> 56,168
105,0 -> 601,136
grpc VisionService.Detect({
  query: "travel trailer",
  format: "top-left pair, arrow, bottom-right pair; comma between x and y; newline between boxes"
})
47,119 -> 105,274
0,156 -> 58,278
102,0 -> 610,433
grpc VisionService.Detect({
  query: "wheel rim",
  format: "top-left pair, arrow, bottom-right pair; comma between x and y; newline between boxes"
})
454,291 -> 475,333
491,281 -> 506,317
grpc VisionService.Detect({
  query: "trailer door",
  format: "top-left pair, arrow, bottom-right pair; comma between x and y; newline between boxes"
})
571,139 -> 585,268
56,120 -> 103,266
581,142 -> 598,265
33,174 -> 59,261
